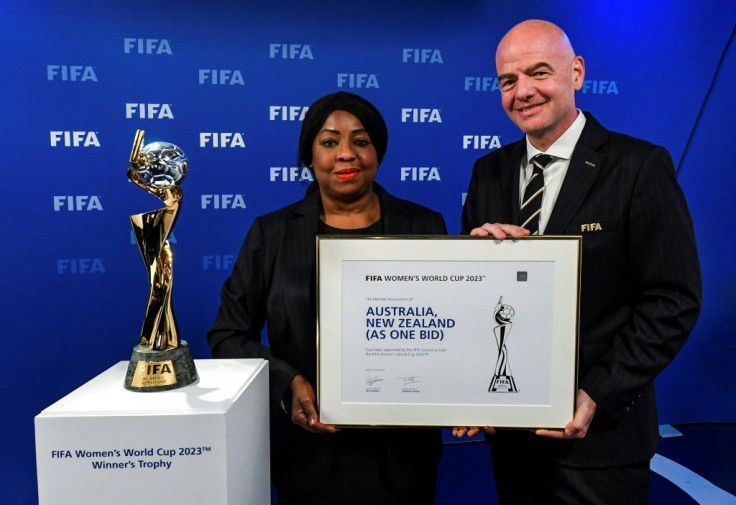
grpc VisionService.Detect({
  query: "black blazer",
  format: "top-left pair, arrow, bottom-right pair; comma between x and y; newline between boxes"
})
209,183 -> 446,495
462,113 -> 702,467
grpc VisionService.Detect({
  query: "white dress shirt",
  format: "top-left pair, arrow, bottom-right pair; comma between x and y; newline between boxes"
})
520,111 -> 587,234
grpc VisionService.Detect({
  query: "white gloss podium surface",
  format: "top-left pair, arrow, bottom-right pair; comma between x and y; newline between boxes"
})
35,359 -> 269,505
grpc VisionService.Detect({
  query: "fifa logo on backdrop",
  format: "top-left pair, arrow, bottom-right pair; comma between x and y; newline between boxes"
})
50,131 -> 100,147
269,106 -> 309,121
202,255 -> 236,271
123,38 -> 172,54
464,77 -> 500,91
402,49 -> 443,63
400,167 -> 441,182
401,108 -> 442,123
53,196 -> 102,211
463,135 -> 502,150
47,65 -> 97,82
269,43 -> 314,59
337,73 -> 379,89
582,80 -> 619,94
198,69 -> 245,85
270,166 -> 315,182
200,133 -> 245,148
201,194 -> 246,210
125,103 -> 174,119
57,258 -> 105,274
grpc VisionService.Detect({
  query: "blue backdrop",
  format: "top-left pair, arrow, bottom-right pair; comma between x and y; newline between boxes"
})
1,1 -> 734,503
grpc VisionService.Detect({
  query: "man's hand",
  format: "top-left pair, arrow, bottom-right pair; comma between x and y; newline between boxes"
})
470,223 -> 530,239
536,389 -> 596,439
290,375 -> 338,434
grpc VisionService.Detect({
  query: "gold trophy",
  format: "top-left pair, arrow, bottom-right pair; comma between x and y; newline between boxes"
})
124,129 -> 198,391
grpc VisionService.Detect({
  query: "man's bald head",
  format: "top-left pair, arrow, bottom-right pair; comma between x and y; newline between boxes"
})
496,20 -> 576,68
494,19 -> 584,150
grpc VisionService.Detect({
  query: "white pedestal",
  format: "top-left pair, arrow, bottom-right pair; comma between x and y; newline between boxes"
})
35,359 -> 270,505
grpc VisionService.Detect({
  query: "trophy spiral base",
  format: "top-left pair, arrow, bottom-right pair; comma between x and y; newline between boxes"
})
124,341 -> 198,392
489,374 -> 518,393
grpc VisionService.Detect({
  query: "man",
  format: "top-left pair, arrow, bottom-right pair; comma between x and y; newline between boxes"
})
456,19 -> 702,504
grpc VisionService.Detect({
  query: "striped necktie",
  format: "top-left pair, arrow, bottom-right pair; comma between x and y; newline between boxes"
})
519,154 -> 553,235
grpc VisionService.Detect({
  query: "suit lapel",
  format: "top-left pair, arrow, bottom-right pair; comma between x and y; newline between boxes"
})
379,185 -> 413,234
545,114 -> 608,234
508,142 -> 526,225
280,191 -> 321,358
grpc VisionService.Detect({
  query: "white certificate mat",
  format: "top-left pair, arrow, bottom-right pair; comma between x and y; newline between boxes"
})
317,236 -> 581,429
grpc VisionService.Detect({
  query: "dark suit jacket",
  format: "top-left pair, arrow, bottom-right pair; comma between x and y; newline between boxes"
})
208,183 -> 446,495
462,113 -> 702,467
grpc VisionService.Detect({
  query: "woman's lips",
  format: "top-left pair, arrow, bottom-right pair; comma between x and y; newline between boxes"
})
335,169 -> 360,181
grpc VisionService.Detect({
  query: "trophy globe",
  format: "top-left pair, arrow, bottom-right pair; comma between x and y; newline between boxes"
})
135,141 -> 188,189
495,303 -> 515,325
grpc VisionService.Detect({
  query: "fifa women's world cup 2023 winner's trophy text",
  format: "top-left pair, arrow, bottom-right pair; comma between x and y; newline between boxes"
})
124,129 -> 198,392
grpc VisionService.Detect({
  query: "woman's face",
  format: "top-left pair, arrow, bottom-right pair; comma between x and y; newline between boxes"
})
311,110 -> 378,203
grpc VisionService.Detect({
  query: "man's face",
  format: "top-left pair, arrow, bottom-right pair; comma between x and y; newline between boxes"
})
496,26 -> 584,150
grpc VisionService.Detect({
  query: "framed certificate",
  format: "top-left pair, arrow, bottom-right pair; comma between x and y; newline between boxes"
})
317,235 -> 581,429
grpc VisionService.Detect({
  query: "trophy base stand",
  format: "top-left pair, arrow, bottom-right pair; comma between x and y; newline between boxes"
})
124,340 -> 198,392
489,374 -> 518,393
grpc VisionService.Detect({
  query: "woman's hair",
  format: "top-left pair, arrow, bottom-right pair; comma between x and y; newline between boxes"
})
298,91 -> 388,168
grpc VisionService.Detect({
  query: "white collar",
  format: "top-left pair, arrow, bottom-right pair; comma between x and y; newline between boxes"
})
525,110 -> 587,163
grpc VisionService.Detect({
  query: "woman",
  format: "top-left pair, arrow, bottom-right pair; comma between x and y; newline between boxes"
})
208,91 -> 446,504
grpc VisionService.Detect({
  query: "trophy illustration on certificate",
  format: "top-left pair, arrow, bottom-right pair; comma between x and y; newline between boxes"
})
123,129 -> 198,392
489,296 -> 518,393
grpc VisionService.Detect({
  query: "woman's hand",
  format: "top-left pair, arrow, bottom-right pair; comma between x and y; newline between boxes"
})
290,375 -> 338,434
451,426 -> 496,438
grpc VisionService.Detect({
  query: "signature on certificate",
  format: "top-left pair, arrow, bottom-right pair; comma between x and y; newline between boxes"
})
398,376 -> 422,385
365,376 -> 384,386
